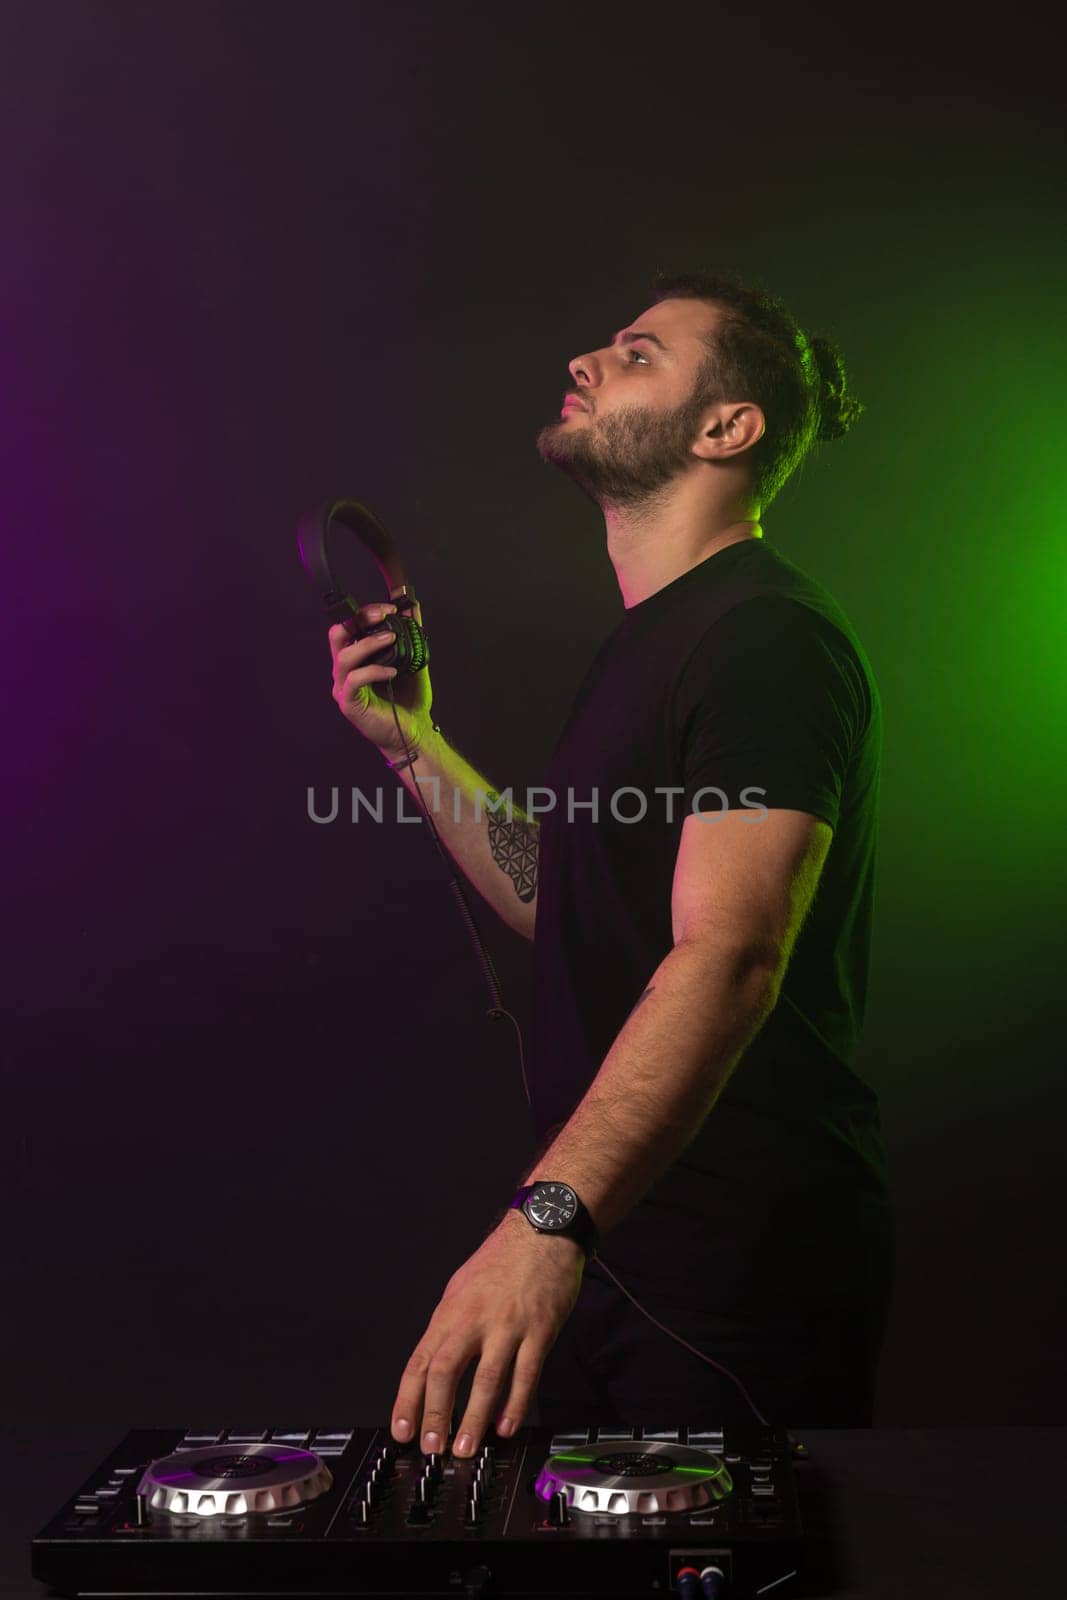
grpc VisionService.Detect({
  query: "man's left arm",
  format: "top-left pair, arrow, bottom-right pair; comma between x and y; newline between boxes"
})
389,804 -> 832,1459
515,804 -> 833,1228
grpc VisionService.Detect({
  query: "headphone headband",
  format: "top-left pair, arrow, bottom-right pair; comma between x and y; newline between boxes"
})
296,498 -> 417,608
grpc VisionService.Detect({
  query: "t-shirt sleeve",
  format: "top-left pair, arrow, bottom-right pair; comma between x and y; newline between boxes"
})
675,595 -> 865,831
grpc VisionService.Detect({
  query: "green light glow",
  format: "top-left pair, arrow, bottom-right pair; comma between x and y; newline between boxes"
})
549,1452 -> 720,1477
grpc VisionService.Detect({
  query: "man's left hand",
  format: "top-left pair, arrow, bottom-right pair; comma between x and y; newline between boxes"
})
390,1211 -> 585,1457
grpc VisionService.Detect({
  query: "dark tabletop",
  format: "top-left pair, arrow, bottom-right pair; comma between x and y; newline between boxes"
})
5,1424 -> 1062,1599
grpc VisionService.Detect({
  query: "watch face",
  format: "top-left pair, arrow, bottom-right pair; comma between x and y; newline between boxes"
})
524,1182 -> 578,1231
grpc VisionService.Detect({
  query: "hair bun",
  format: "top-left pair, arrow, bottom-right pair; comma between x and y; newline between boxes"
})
811,334 -> 865,441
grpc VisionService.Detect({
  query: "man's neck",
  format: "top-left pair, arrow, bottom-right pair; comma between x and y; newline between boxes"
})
604,492 -> 764,608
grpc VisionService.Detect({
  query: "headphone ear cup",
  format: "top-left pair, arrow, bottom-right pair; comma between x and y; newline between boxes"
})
393,614 -> 430,674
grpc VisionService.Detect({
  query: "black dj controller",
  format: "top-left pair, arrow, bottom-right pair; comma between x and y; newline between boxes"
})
31,1422 -> 803,1597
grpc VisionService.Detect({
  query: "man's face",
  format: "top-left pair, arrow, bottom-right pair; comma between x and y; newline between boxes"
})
535,297 -> 724,509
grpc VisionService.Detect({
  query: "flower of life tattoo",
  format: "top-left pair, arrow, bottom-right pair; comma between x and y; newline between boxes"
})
487,811 -> 539,903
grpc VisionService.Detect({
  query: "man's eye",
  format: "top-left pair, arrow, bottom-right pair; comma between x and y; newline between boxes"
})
626,348 -> 650,364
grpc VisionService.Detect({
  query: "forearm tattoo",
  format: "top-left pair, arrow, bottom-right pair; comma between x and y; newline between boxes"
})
486,806 -> 539,903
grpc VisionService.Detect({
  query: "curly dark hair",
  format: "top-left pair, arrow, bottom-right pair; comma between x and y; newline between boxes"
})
649,267 -> 865,508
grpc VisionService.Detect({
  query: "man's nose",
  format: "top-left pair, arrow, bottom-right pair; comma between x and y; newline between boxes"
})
568,353 -> 596,388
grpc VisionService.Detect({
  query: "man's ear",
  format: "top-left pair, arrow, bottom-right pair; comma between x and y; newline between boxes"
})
692,401 -> 766,461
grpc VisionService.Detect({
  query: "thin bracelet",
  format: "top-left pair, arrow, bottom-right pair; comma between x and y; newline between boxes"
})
383,721 -> 441,771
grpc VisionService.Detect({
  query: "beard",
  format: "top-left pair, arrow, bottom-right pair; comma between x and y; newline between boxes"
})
535,380 -> 716,510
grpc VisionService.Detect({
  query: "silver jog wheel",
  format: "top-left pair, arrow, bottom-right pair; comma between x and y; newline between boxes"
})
535,1438 -> 733,1516
137,1443 -> 333,1518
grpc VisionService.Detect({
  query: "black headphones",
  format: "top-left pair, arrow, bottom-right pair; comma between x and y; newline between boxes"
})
296,498 -> 429,674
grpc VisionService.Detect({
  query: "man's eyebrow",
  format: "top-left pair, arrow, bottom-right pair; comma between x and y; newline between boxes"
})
610,329 -> 669,351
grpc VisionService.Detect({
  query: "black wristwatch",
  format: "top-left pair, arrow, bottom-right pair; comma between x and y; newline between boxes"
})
509,1180 -> 599,1257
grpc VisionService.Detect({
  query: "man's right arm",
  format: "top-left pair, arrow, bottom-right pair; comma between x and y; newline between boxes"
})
387,728 -> 539,941
328,608 -> 538,942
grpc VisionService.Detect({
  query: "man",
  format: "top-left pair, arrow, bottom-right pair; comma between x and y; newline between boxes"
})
329,268 -> 893,1460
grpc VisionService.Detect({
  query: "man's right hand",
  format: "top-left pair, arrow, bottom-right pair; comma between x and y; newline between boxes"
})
329,600 -> 434,761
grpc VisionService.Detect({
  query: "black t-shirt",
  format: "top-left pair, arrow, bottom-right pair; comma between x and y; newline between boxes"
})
528,536 -> 890,1294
